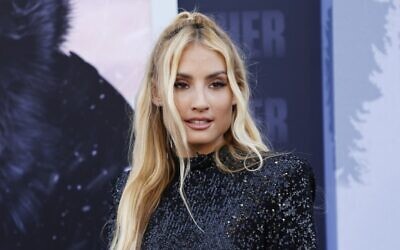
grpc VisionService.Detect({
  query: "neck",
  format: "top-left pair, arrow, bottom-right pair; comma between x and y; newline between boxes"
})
187,138 -> 226,157
174,142 -> 227,158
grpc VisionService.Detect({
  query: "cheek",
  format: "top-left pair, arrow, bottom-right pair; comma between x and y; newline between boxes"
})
213,96 -> 234,127
174,94 -> 188,116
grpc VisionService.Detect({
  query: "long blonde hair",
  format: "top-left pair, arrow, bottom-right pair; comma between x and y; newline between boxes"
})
109,11 -> 279,250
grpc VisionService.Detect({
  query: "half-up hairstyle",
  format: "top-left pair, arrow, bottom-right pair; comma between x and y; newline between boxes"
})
109,11 -> 280,250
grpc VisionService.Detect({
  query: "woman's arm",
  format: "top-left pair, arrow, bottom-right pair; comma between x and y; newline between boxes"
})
267,157 -> 317,249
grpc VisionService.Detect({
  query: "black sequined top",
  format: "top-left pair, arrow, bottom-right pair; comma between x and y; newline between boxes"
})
110,146 -> 317,249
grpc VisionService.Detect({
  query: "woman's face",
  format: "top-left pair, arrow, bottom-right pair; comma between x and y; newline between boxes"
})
173,43 -> 236,156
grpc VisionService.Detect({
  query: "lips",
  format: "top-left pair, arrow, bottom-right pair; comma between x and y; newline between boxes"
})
186,119 -> 212,124
184,118 -> 213,130
184,117 -> 213,122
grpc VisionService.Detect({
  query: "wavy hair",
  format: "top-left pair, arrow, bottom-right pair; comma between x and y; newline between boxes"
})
109,11 -> 280,250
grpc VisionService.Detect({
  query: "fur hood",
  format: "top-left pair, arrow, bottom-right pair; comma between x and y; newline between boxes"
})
0,0 -> 71,235
0,0 -> 70,67
0,1 -> 130,248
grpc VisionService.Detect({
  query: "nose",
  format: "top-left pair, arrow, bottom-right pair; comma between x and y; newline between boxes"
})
191,87 -> 209,112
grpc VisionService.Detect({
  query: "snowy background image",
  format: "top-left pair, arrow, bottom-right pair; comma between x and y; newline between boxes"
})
0,0 -> 152,249
64,0 -> 152,107
334,0 -> 400,249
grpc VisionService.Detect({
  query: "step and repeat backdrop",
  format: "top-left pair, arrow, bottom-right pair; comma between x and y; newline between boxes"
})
177,1 -> 328,249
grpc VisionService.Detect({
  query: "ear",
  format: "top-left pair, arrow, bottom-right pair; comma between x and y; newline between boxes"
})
151,85 -> 163,107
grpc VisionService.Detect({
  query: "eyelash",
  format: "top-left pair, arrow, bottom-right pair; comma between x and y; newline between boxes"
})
173,81 -> 227,89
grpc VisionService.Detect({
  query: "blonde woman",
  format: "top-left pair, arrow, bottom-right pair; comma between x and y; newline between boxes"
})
108,11 -> 317,250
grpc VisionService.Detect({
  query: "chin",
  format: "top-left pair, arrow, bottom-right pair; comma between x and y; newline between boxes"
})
187,136 -> 220,148
188,140 -> 214,146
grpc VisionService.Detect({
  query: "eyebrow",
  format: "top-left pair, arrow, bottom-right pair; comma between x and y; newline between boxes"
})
176,71 -> 227,80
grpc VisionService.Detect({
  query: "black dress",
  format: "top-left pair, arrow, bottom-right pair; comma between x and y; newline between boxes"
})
110,146 -> 317,249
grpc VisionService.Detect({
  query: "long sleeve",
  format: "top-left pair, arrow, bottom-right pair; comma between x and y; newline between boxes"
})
266,158 -> 317,249
111,149 -> 318,249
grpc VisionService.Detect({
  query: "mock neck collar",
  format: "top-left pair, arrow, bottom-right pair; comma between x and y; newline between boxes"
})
172,145 -> 229,171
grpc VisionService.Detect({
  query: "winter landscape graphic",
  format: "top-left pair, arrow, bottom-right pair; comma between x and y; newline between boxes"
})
0,0 -> 146,249
336,0 -> 400,249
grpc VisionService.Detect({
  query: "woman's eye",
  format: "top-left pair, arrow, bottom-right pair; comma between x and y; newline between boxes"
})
210,81 -> 227,88
174,82 -> 189,89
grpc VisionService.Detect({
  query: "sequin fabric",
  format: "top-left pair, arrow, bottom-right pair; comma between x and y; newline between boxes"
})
110,146 -> 317,249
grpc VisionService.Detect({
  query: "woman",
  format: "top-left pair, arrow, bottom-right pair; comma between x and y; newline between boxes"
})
108,11 -> 316,250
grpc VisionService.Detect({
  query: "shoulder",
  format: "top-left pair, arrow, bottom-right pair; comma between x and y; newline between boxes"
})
112,168 -> 131,206
105,168 -> 131,246
253,153 -> 318,248
251,152 -> 316,202
261,152 -> 314,179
